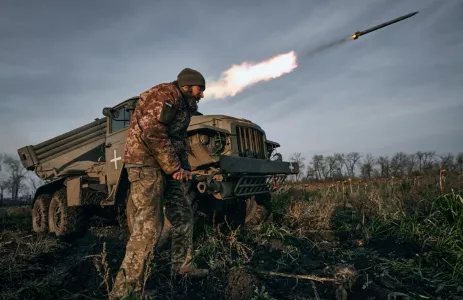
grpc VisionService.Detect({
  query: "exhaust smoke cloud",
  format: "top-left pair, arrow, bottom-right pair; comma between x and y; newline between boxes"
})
205,51 -> 298,99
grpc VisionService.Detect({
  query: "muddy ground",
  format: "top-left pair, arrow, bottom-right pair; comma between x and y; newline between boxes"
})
1,196 -> 462,300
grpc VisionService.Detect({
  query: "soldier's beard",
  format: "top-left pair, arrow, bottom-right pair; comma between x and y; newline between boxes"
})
183,89 -> 200,113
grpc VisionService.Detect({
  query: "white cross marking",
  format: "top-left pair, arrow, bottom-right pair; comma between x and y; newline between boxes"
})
289,162 -> 294,172
110,149 -> 121,169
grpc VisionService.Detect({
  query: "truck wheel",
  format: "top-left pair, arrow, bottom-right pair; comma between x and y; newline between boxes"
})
48,189 -> 87,240
245,194 -> 271,226
126,192 -> 171,249
32,194 -> 51,234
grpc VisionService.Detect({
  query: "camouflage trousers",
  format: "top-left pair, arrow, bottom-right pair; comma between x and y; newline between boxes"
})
110,167 -> 194,298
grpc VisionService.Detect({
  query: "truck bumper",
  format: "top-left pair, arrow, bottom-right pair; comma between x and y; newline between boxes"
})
193,155 -> 299,199
218,155 -> 299,175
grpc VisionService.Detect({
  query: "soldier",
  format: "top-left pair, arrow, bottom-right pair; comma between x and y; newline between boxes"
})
110,68 -> 209,298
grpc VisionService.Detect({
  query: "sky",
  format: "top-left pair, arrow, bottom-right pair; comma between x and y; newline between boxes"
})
1,0 -> 462,165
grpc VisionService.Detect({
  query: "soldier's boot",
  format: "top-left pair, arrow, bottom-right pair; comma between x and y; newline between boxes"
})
171,246 -> 209,279
108,286 -> 136,300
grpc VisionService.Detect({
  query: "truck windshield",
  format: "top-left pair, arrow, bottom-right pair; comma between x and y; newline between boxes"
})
111,107 -> 131,133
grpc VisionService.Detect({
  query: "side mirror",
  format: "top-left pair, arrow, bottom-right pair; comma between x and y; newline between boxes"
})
102,107 -> 119,119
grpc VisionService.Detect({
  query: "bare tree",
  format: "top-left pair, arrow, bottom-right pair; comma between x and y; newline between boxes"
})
360,153 -> 375,179
390,152 -> 409,177
376,156 -> 390,178
324,155 -> 338,180
305,165 -> 316,182
406,153 -> 417,175
415,151 -> 424,173
372,168 -> 382,178
345,152 -> 361,178
422,151 -> 436,174
456,153 -> 463,173
0,154 -> 7,206
311,155 -> 325,181
333,153 -> 346,178
3,154 -> 28,202
0,181 -> 7,206
289,152 -> 306,182
439,153 -> 455,171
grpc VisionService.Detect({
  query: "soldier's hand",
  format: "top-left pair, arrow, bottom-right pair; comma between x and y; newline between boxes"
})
173,169 -> 193,181
173,168 -> 185,181
184,170 -> 193,181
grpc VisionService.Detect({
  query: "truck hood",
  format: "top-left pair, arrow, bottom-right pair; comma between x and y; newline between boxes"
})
189,114 -> 264,134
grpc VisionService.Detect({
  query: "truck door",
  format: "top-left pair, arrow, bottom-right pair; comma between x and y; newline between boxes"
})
105,106 -> 130,193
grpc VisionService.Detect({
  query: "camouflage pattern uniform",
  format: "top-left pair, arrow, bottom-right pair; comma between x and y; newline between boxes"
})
110,81 -> 197,298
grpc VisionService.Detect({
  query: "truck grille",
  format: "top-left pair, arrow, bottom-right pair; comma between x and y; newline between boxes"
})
234,175 -> 287,197
235,126 -> 266,159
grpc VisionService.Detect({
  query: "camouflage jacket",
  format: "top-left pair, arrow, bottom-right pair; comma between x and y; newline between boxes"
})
123,82 -> 191,174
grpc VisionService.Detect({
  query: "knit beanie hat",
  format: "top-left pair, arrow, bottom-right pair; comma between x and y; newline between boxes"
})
177,68 -> 206,89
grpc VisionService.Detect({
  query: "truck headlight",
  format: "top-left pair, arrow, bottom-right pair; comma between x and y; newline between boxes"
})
210,132 -> 227,155
197,132 -> 228,155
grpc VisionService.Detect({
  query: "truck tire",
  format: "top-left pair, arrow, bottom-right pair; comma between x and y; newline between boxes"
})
245,193 -> 271,226
48,189 -> 87,240
32,194 -> 51,234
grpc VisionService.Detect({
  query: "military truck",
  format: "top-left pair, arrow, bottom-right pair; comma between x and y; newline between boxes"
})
17,95 -> 298,240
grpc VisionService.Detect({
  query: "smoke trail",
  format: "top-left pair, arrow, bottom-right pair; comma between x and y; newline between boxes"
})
297,35 -> 352,59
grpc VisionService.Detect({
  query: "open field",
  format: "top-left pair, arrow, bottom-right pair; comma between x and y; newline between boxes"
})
1,175 -> 462,300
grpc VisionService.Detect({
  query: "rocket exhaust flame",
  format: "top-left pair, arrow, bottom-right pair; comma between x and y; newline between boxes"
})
204,11 -> 417,100
205,51 -> 298,99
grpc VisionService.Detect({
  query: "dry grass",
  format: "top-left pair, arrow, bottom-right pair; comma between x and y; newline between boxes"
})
0,174 -> 462,299
0,205 -> 31,229
284,197 -> 336,231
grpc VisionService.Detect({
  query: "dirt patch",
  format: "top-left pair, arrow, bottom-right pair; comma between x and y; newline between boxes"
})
225,267 -> 260,300
366,237 -> 428,258
255,237 -> 290,252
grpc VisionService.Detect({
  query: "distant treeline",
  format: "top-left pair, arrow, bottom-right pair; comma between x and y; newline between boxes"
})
287,151 -> 463,182
2,149 -> 462,204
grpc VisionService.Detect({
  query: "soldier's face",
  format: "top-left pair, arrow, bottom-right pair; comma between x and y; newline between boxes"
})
190,86 -> 204,100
